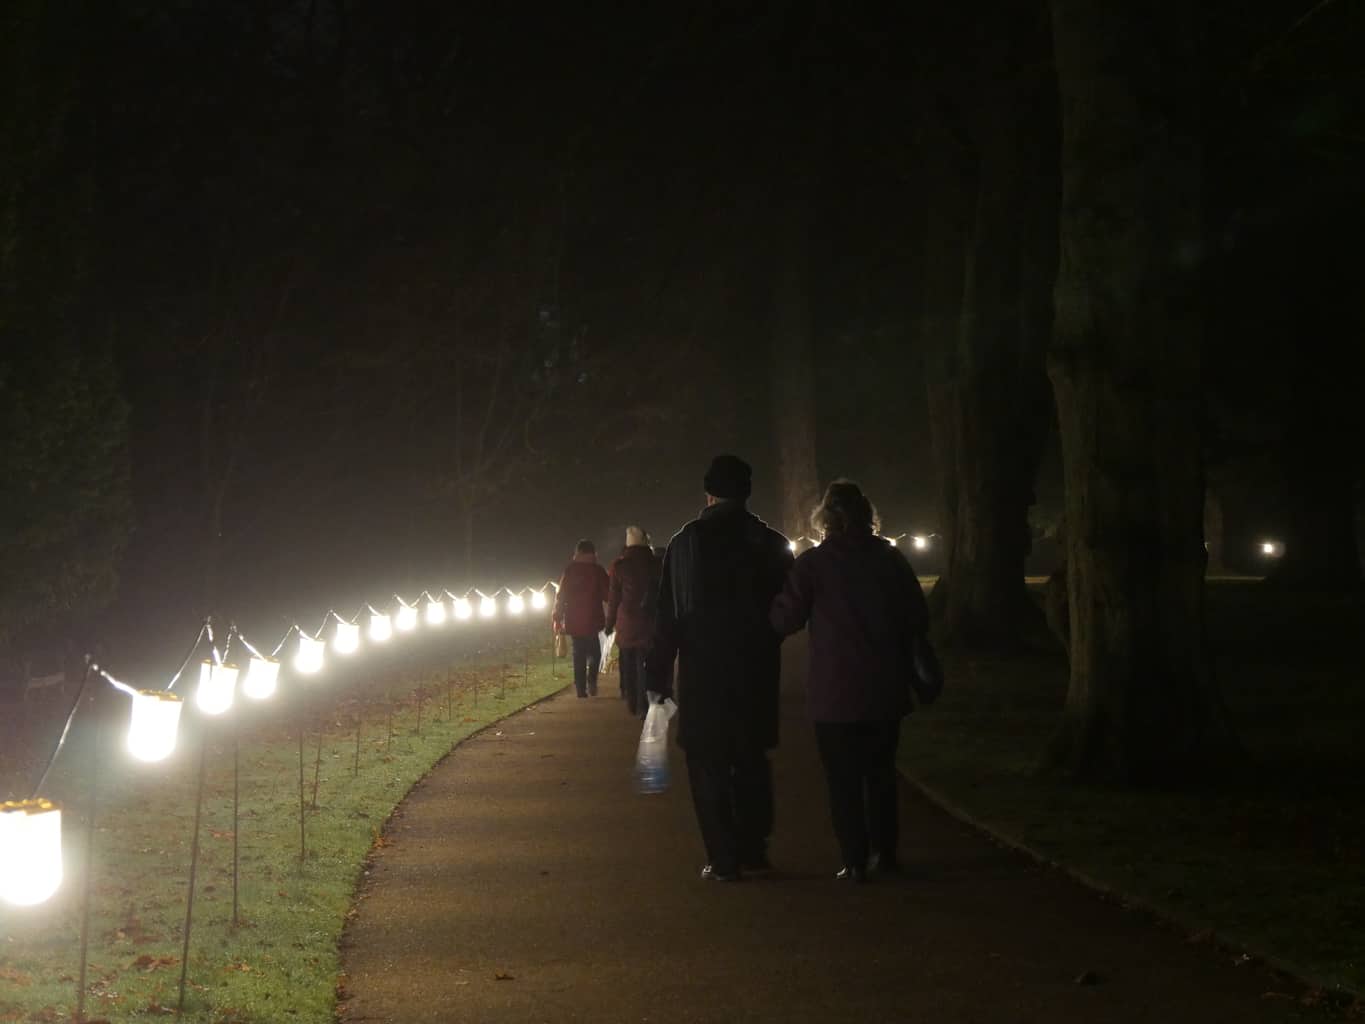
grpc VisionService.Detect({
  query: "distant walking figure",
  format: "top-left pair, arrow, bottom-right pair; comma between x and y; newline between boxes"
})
605,526 -> 661,717
649,455 -> 794,881
770,480 -> 940,883
553,540 -> 610,698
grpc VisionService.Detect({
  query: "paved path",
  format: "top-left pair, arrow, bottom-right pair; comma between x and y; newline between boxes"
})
341,644 -> 1314,1023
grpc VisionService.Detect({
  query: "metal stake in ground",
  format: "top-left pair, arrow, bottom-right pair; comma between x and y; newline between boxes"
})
177,731 -> 210,1013
297,718 -> 307,866
232,718 -> 241,928
446,679 -> 453,722
386,686 -> 394,753
311,716 -> 324,809
415,688 -> 424,735
353,710 -> 362,777
75,678 -> 100,1024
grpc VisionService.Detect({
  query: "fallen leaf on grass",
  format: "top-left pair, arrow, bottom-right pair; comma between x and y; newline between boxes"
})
0,968 -> 30,986
143,1001 -> 176,1015
131,954 -> 179,971
494,971 -> 515,981
208,829 -> 235,840
225,961 -> 252,973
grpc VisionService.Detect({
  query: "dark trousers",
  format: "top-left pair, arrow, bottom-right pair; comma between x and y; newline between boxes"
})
685,745 -> 773,873
814,720 -> 901,870
570,634 -> 600,696
619,647 -> 648,716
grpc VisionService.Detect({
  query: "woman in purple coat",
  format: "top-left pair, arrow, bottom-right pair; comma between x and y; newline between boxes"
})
770,480 -> 937,883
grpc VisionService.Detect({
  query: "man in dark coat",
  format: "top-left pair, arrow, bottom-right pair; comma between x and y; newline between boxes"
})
605,525 -> 661,717
553,539 -> 610,697
649,455 -> 794,881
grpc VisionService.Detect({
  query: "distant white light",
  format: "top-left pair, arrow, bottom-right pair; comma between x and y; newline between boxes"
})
788,540 -> 798,554
530,589 -> 549,611
395,603 -> 418,632
479,595 -> 497,619
508,593 -> 526,615
196,660 -> 238,716
127,689 -> 184,763
454,596 -> 473,621
243,657 -> 280,700
1260,541 -> 1277,556
425,598 -> 447,626
369,613 -> 392,643
912,535 -> 929,551
0,800 -> 63,907
334,620 -> 360,654
888,537 -> 897,547
295,634 -> 325,675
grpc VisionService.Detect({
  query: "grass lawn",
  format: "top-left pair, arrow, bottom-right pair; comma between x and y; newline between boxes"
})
900,580 -> 1365,998
0,622 -> 568,1023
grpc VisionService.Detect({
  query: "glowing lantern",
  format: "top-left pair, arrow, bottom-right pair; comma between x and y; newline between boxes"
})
0,799 -> 63,906
479,594 -> 497,619
127,689 -> 183,763
912,535 -> 929,551
243,657 -> 280,700
334,620 -> 360,654
295,634 -> 325,675
196,660 -> 238,716
508,593 -> 525,615
788,540 -> 798,554
454,597 -> 473,621
369,612 -> 392,643
530,589 -> 548,611
888,537 -> 897,548
425,598 -> 447,626
396,603 -> 418,632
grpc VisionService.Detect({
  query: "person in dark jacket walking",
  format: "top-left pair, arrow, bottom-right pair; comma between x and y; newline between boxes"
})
605,526 -> 661,717
553,540 -> 610,698
649,455 -> 794,881
770,479 -> 936,883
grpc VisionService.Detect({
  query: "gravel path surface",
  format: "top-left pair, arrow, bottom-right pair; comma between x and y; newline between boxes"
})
340,644 -> 1314,1023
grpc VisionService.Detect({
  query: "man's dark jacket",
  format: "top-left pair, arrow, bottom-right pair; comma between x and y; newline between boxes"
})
769,532 -> 930,722
648,502 -> 794,753
606,544 -> 661,649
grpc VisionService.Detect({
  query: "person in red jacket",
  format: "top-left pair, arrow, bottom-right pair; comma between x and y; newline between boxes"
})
553,539 -> 611,698
605,525 -> 661,717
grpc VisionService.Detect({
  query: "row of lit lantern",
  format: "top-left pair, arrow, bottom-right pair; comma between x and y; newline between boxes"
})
0,584 -> 555,908
787,533 -> 932,554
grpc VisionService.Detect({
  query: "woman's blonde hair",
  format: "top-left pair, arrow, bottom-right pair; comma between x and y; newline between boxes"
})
811,479 -> 880,539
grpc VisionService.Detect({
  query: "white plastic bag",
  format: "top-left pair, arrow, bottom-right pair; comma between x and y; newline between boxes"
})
634,696 -> 677,794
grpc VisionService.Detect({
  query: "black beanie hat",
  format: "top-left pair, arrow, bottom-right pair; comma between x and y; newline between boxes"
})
704,454 -> 752,501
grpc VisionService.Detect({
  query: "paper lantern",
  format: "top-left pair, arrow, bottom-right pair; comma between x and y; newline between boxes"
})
507,593 -> 525,615
530,589 -> 548,611
369,612 -> 392,643
425,598 -> 447,626
127,689 -> 183,762
454,597 -> 473,621
334,620 -> 360,654
395,603 -> 418,632
0,799 -> 63,906
196,660 -> 238,716
295,634 -> 325,675
243,657 -> 280,700
479,595 -> 497,619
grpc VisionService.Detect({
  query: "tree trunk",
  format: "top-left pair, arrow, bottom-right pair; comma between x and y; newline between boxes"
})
926,5 -> 1056,649
1047,0 -> 1233,783
770,106 -> 822,541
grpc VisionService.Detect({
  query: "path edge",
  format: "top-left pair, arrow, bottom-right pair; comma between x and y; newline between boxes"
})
900,771 -> 1361,1005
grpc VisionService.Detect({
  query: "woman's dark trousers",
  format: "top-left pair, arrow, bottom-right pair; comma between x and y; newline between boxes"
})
570,634 -> 600,697
619,646 -> 648,716
814,720 -> 901,871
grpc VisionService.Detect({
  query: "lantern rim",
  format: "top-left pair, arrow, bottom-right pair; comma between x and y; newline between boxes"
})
136,689 -> 183,701
1,798 -> 59,814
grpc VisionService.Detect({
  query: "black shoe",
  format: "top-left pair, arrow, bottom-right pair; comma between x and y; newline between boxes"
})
740,856 -> 773,876
588,687 -> 597,697
835,866 -> 867,884
701,864 -> 741,882
867,852 -> 903,876
576,691 -> 587,699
